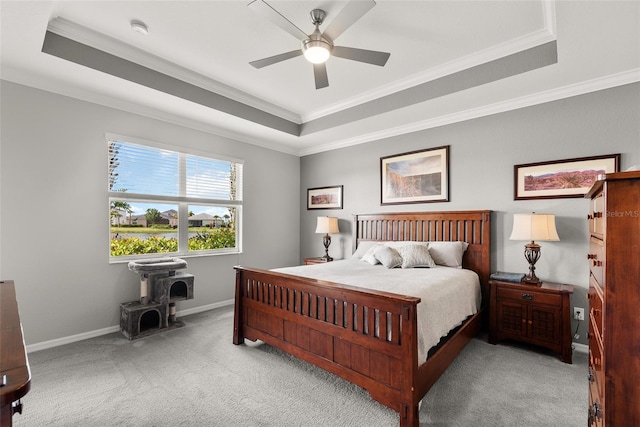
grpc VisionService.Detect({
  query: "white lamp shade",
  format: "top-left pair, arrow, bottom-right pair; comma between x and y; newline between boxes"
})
315,217 -> 339,234
509,213 -> 560,241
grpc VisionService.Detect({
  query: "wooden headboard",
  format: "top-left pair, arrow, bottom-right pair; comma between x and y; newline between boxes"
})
353,210 -> 492,301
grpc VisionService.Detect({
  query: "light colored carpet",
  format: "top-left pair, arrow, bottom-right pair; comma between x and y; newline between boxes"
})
14,306 -> 587,426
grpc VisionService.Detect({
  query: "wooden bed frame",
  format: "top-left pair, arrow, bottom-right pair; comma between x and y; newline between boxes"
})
233,210 -> 491,426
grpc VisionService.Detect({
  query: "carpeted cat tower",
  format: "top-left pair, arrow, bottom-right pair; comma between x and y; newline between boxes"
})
120,257 -> 194,339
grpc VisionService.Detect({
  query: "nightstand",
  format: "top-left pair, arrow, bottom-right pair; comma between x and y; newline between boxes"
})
303,257 -> 333,265
488,279 -> 574,363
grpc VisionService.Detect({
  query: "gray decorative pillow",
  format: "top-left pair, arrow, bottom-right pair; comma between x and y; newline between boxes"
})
374,246 -> 402,269
396,244 -> 436,268
427,241 -> 469,268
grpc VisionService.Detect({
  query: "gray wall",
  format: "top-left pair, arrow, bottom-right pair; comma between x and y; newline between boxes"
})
300,83 -> 640,345
0,80 -> 300,347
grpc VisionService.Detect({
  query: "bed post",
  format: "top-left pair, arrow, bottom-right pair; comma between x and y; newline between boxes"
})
400,302 -> 420,427
232,267 -> 244,345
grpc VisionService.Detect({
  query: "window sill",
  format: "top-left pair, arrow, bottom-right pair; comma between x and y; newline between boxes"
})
109,250 -> 242,264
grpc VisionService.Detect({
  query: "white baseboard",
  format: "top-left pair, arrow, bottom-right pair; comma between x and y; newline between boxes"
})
26,299 -> 234,353
26,325 -> 121,353
177,299 -> 233,317
572,342 -> 588,354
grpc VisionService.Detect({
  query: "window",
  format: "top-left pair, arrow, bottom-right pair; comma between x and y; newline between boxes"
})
108,135 -> 242,260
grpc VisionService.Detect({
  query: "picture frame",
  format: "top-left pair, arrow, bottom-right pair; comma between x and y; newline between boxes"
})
381,146 -> 449,205
514,154 -> 620,200
307,185 -> 343,210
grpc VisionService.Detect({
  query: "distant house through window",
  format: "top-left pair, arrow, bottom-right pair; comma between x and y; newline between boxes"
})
108,134 -> 242,260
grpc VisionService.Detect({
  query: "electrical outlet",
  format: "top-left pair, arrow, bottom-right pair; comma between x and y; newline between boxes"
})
574,307 -> 585,321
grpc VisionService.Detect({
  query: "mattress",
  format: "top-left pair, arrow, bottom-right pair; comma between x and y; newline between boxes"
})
273,258 -> 481,363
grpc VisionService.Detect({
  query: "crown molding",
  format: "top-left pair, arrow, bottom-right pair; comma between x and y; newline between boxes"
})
299,68 -> 640,156
46,17 -> 302,124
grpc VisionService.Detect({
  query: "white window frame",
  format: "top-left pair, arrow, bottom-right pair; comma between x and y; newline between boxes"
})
107,133 -> 243,263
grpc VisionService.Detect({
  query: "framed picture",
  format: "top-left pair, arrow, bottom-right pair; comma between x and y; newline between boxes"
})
381,146 -> 449,205
514,154 -> 620,200
307,185 -> 343,210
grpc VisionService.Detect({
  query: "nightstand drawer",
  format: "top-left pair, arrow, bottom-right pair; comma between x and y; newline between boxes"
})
496,287 -> 561,306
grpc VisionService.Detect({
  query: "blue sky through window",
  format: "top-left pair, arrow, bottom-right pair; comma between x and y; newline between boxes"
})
110,140 -> 235,218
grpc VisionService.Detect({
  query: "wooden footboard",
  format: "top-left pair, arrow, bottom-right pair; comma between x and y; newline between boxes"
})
233,267 -> 423,426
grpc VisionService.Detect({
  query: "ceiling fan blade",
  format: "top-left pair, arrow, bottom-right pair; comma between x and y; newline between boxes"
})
332,46 -> 390,66
313,63 -> 329,89
248,0 -> 308,41
250,50 -> 302,69
322,0 -> 376,41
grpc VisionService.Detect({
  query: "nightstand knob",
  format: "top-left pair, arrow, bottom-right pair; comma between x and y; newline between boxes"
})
587,254 -> 596,259
521,293 -> 534,300
587,214 -> 593,220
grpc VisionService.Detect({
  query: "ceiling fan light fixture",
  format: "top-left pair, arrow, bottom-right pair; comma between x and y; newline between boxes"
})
248,1 -> 388,88
303,39 -> 331,64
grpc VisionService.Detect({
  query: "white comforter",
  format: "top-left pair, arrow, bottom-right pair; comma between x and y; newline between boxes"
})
273,259 -> 481,363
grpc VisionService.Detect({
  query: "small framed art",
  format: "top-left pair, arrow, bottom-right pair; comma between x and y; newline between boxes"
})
307,185 -> 343,210
514,154 -> 620,200
381,146 -> 449,205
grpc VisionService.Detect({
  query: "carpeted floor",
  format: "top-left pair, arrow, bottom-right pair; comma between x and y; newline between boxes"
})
14,306 -> 587,426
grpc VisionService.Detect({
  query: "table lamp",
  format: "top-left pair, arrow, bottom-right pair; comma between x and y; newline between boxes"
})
315,216 -> 339,261
509,212 -> 559,285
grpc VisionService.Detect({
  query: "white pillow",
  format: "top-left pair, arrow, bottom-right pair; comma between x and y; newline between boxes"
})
395,244 -> 436,268
427,241 -> 469,268
362,244 -> 383,265
352,241 -> 382,259
373,246 -> 402,269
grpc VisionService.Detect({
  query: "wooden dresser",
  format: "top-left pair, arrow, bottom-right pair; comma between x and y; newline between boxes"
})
1,280 -> 31,426
586,171 -> 640,427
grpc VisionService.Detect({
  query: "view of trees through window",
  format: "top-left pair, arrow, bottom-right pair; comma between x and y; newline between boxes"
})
108,138 -> 242,258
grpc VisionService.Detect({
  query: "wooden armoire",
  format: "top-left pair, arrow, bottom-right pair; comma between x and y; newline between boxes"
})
586,170 -> 640,426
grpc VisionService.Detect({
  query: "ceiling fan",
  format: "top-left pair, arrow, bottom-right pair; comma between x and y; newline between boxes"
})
248,0 -> 390,89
